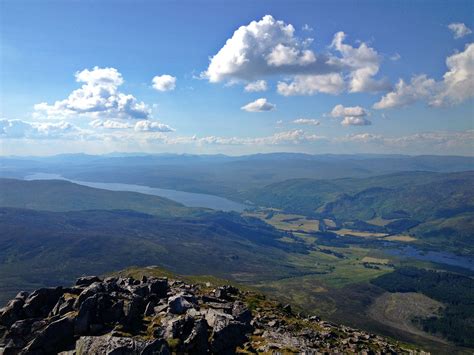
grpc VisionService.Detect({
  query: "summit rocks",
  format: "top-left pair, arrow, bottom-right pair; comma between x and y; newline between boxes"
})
0,271 -> 424,354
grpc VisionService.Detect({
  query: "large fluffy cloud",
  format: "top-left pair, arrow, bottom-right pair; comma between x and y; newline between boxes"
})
448,23 -> 472,39
202,15 -> 339,83
203,15 -> 389,97
152,74 -> 177,91
432,43 -> 474,106
34,66 -> 151,120
278,30 -> 390,95
374,43 -> 474,109
241,98 -> 276,112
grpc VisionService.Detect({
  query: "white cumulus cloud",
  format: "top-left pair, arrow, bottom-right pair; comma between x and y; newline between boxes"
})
373,75 -> 437,109
341,116 -> 371,126
202,15 -> 337,83
277,32 -> 389,95
241,98 -> 276,112
374,43 -> 474,109
330,31 -> 390,93
431,43 -> 474,106
331,104 -> 368,118
152,74 -> 177,91
266,43 -> 316,67
203,15 -> 390,96
34,66 -> 151,120
331,104 -> 371,126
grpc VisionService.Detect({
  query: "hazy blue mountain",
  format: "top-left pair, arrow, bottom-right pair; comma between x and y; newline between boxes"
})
2,153 -> 472,199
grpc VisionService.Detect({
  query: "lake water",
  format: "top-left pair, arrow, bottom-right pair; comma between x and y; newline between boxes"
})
384,245 -> 474,272
24,173 -> 248,212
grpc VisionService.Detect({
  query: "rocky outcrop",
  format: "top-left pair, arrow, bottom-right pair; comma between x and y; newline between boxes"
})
0,272 -> 424,354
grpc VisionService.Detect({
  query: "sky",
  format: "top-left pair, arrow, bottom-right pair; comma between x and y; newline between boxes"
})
0,0 -> 473,156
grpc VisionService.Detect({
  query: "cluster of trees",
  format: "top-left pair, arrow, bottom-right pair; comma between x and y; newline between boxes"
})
372,267 -> 474,347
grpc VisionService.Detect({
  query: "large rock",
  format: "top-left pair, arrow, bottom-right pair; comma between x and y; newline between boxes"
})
50,295 -> 75,317
141,339 -> 170,355
122,295 -> 144,329
75,335 -> 168,355
232,301 -> 252,325
22,287 -> 64,318
210,317 -> 248,354
76,293 -> 124,335
167,294 -> 194,315
76,276 -> 102,287
23,314 -> 75,354
162,315 -> 194,340
183,318 -> 209,354
204,308 -> 233,328
214,285 -> 238,301
0,318 -> 48,352
0,298 -> 25,327
148,278 -> 168,298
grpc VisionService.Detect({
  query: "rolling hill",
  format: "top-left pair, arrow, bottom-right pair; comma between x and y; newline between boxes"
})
245,171 -> 474,218
244,171 -> 474,254
0,178 -> 207,217
0,207 -> 305,305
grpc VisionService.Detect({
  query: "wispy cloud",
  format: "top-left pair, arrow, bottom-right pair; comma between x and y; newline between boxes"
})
293,118 -> 320,126
448,22 -> 472,39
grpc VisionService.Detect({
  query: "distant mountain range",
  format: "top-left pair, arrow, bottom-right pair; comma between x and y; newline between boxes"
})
1,153 -> 473,197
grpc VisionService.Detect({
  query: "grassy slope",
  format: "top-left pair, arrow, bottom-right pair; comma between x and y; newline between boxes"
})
0,208 -> 306,305
0,178 -> 207,217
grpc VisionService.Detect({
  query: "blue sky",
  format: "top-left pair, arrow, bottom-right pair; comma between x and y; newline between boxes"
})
0,0 -> 473,155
